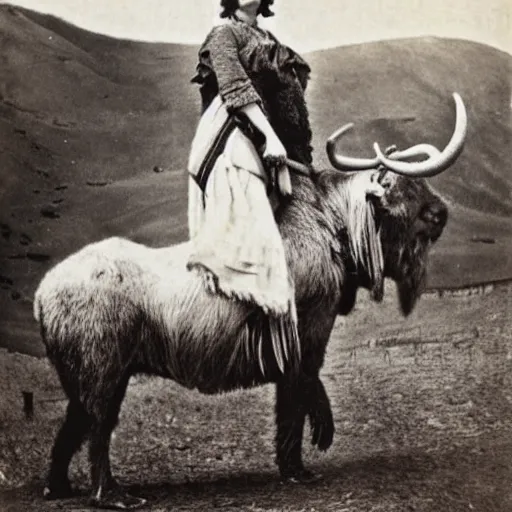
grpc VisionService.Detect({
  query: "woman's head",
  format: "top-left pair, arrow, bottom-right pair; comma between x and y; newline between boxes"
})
219,0 -> 275,18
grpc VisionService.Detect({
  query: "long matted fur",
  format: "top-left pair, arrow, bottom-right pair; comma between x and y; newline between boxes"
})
34,170 -> 394,399
34,163 -> 449,509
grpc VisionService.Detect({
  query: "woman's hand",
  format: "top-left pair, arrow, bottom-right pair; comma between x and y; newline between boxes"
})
239,103 -> 286,157
239,102 -> 292,195
263,133 -> 287,164
263,134 -> 292,196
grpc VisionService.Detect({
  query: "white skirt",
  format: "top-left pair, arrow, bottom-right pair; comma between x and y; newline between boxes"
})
186,96 -> 294,317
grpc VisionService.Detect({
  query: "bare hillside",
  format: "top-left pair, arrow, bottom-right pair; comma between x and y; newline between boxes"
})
0,4 -> 511,356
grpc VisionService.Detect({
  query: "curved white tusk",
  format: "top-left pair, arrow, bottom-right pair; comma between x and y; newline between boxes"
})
386,143 -> 441,161
373,92 -> 468,177
326,123 -> 381,170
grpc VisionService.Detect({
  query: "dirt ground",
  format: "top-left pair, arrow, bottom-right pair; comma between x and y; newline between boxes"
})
1,281 -> 511,511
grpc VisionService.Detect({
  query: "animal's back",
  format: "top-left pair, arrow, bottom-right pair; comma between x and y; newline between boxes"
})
33,237 -> 190,351
35,236 -> 189,306
36,237 -> 134,311
33,235 -> 271,393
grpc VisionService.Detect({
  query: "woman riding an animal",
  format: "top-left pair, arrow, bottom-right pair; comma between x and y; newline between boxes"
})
187,0 -> 314,373
34,0 -> 468,508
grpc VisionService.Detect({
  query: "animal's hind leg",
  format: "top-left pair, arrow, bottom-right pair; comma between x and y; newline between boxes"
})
44,400 -> 91,500
88,373 -> 147,510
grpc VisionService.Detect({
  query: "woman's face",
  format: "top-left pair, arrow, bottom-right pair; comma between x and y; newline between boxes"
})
238,0 -> 261,11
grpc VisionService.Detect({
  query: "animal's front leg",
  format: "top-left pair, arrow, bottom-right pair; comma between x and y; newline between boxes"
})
307,377 -> 334,452
275,377 -> 320,483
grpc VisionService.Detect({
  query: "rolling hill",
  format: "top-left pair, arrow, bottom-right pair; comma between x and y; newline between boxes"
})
0,4 -> 511,356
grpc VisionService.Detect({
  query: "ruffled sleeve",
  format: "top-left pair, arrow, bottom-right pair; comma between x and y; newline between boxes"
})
287,50 -> 311,91
264,30 -> 311,91
192,24 -> 263,113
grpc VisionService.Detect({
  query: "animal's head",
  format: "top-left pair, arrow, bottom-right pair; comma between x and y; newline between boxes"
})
325,93 -> 467,315
372,173 -> 448,315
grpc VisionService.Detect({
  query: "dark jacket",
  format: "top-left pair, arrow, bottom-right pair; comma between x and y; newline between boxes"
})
192,17 -> 314,165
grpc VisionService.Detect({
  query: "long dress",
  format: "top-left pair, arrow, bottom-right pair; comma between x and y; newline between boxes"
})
186,15 -> 314,374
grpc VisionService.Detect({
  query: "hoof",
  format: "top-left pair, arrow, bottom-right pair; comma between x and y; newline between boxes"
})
309,407 -> 335,452
89,488 -> 147,510
43,480 -> 75,500
280,468 -> 322,485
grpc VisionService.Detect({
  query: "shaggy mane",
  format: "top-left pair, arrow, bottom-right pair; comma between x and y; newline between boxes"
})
319,172 -> 385,301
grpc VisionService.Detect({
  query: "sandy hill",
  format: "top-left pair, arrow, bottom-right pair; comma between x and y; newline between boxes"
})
0,4 -> 511,356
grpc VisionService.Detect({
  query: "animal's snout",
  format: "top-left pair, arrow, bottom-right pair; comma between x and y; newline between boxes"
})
421,202 -> 448,227
420,201 -> 448,240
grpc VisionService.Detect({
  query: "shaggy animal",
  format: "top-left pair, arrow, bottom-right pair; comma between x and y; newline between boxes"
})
34,93 -> 467,509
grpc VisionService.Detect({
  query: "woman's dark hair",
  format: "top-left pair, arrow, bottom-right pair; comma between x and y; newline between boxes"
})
219,0 -> 275,18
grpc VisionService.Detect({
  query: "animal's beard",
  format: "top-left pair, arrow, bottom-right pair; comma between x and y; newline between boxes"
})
396,236 -> 429,316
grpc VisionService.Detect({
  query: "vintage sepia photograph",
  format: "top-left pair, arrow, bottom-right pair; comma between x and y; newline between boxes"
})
0,0 -> 511,510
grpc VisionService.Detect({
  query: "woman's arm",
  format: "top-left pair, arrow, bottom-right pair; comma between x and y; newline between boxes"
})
239,103 -> 291,196
205,24 -> 285,150
239,102 -> 286,160
205,25 -> 262,113
205,24 -> 291,194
